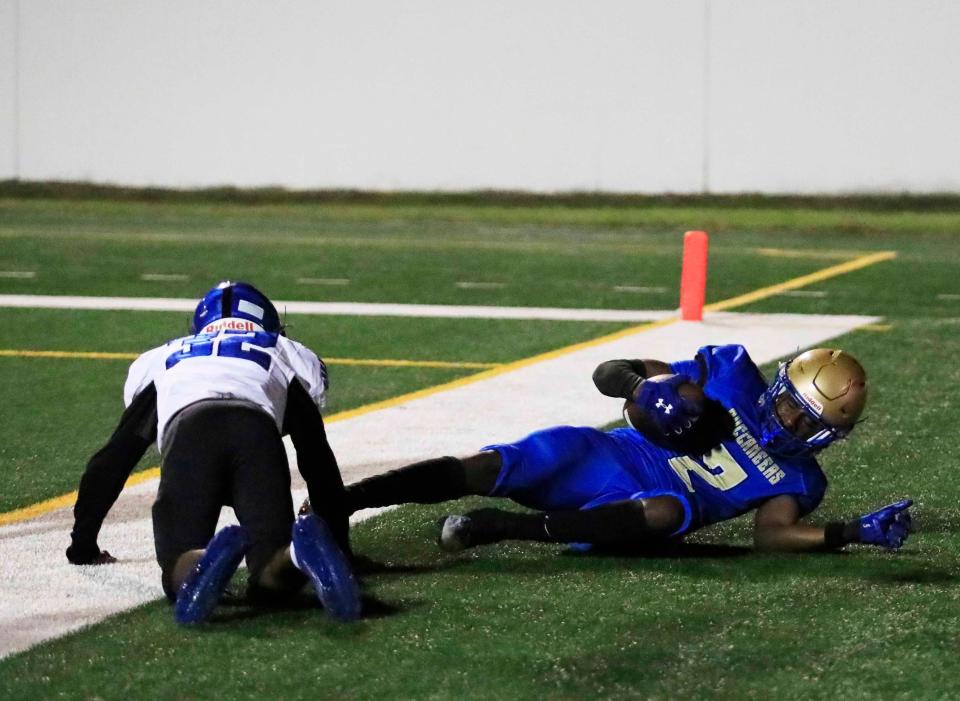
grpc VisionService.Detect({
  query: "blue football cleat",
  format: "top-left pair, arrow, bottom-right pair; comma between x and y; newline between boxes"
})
174,525 -> 251,625
292,513 -> 362,621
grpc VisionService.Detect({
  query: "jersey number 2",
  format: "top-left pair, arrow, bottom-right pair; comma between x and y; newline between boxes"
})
668,445 -> 748,493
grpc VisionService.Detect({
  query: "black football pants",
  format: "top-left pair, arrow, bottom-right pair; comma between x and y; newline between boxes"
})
153,400 -> 294,599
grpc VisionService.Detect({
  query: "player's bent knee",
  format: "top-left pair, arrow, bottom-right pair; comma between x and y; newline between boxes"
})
639,496 -> 686,535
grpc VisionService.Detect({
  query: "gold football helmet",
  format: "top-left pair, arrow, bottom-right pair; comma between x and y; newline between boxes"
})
758,348 -> 867,455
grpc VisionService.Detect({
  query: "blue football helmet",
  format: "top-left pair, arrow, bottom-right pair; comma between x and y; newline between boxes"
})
191,281 -> 282,334
757,348 -> 867,457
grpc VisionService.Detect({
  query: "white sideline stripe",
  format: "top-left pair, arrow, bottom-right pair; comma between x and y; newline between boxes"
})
936,293 -> 960,301
0,294 -> 675,322
0,271 -> 36,278
0,311 -> 879,659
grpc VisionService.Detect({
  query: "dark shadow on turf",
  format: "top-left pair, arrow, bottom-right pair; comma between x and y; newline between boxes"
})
568,541 -> 752,559
422,541 -> 960,589
864,566 -> 958,586
896,509 -> 960,534
202,592 -> 417,625
168,555 -> 457,627
353,554 -> 474,577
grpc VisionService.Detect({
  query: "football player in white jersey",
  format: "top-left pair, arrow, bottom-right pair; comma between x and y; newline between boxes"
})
67,281 -> 361,623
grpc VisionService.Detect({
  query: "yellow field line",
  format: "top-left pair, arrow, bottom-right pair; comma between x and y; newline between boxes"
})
0,249 -> 897,526
0,349 -> 500,370
0,468 -> 160,526
0,350 -> 139,360
331,358 -> 501,370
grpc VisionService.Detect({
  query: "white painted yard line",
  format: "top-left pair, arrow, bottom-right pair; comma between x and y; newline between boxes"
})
936,293 -> 960,301
0,310 -> 878,659
297,278 -> 351,286
0,294 -> 675,323
141,273 -> 188,282
752,248 -> 858,260
0,295 -> 196,312
456,281 -> 506,290
613,285 -> 667,293
777,290 -> 828,298
0,271 -> 36,279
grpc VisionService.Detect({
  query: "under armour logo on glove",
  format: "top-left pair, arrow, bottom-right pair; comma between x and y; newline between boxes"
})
635,374 -> 704,437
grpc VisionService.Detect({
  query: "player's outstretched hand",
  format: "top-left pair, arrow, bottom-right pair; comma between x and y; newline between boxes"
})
858,499 -> 913,549
634,374 -> 705,436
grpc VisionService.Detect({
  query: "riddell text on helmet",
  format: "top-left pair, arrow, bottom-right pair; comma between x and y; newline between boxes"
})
201,318 -> 263,333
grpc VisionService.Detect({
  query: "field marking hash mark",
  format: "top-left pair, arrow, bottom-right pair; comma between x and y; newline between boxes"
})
141,273 -> 188,281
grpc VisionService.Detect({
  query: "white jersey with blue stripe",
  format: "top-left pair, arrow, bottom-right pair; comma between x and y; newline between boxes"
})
123,318 -> 328,451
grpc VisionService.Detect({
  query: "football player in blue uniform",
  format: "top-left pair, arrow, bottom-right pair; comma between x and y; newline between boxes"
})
66,281 -> 362,623
340,345 -> 912,553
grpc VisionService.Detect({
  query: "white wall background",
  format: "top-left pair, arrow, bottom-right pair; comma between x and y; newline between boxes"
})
0,0 -> 16,179
1,0 -> 958,193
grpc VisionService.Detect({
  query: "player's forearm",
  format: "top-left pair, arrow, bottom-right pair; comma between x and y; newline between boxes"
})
290,419 -> 350,545
69,386 -> 156,560
70,435 -> 150,556
753,522 -> 827,551
285,381 -> 351,552
298,449 -> 351,554
753,522 -> 858,552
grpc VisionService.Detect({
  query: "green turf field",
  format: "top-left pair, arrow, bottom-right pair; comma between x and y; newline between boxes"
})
1,191 -> 959,699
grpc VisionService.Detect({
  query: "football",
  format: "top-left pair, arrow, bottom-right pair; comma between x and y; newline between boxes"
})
623,397 -> 656,434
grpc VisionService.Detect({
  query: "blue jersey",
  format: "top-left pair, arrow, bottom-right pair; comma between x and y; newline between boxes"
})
487,344 -> 826,534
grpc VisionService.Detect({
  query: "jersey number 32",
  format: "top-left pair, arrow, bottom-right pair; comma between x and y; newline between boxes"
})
165,332 -> 278,371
